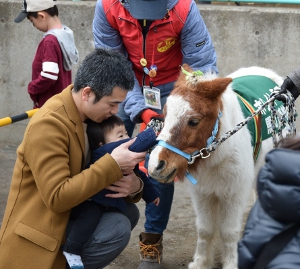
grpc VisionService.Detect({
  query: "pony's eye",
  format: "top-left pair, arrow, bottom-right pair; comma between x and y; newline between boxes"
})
188,119 -> 200,127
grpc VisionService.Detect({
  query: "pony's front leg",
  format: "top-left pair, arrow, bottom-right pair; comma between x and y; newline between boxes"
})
218,196 -> 246,269
188,198 -> 217,269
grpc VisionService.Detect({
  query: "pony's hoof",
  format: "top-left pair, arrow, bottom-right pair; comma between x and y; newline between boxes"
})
223,263 -> 238,269
188,261 -> 200,269
188,261 -> 211,269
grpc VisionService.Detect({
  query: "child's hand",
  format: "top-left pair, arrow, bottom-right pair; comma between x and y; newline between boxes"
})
152,197 -> 160,206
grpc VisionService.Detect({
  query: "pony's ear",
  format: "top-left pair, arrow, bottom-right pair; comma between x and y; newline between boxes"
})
178,63 -> 194,81
198,77 -> 233,99
182,63 -> 193,72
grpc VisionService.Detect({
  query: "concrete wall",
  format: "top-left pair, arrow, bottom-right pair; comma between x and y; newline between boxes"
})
1,0 -> 300,144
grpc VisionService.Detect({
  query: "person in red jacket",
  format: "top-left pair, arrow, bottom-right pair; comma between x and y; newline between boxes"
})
14,0 -> 79,108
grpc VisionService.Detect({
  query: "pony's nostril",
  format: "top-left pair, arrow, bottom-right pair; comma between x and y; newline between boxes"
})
156,160 -> 166,171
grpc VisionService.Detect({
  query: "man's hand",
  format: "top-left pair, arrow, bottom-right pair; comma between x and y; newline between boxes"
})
105,172 -> 141,198
110,139 -> 146,174
276,77 -> 300,102
140,109 -> 164,125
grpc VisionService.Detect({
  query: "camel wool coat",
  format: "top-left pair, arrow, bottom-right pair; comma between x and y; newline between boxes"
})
0,85 -> 128,269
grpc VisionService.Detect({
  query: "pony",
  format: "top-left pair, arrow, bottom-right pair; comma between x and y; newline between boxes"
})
148,65 -> 284,269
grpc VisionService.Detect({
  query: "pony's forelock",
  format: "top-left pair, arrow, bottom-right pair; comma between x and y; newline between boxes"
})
185,71 -> 219,87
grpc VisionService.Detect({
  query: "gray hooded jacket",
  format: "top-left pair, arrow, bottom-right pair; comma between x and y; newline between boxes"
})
45,25 -> 79,71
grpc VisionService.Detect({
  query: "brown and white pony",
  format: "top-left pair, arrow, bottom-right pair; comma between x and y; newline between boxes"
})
148,65 -> 284,269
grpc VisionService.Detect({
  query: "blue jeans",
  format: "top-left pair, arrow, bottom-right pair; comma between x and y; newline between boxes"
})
78,203 -> 139,269
117,86 -> 174,234
144,156 -> 174,234
64,200 -> 104,255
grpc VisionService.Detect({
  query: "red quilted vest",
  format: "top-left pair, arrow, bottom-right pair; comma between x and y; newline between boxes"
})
103,0 -> 191,86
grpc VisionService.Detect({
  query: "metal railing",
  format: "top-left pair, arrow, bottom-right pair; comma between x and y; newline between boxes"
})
0,109 -> 39,127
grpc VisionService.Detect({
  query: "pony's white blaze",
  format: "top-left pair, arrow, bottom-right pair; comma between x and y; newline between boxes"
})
148,95 -> 192,181
148,65 -> 283,269
148,144 -> 161,173
156,95 -> 191,141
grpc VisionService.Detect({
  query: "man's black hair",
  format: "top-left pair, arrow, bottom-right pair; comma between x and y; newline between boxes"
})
74,48 -> 135,103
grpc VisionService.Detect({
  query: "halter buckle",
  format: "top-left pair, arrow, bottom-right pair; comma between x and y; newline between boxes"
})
188,156 -> 197,165
188,148 -> 210,164
200,148 -> 211,159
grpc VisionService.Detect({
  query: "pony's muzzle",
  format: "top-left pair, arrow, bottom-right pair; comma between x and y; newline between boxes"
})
149,160 -> 177,183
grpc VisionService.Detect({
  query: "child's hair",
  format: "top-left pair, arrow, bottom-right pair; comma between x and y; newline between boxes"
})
86,115 -> 125,152
277,135 -> 300,151
28,5 -> 58,18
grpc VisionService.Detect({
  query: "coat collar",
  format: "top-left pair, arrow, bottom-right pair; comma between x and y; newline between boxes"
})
61,85 -> 85,161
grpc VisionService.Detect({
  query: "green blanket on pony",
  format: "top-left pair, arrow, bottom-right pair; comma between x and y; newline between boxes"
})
232,75 -> 284,160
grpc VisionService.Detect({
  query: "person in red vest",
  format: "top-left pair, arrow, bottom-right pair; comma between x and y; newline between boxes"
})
93,0 -> 218,268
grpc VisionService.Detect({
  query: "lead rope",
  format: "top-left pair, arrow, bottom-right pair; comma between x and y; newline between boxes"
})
204,87 -> 297,156
270,89 -> 297,145
146,119 -> 164,136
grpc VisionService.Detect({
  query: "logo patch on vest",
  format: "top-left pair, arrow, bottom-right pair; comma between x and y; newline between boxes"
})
157,37 -> 177,52
196,40 -> 206,47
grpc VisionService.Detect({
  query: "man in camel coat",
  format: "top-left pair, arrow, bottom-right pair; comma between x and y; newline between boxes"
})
0,49 -> 146,269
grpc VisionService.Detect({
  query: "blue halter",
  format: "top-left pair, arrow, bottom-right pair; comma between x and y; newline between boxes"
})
157,111 -> 222,185
206,111 -> 222,147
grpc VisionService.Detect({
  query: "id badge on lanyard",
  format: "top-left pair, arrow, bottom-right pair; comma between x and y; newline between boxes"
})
143,86 -> 161,110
